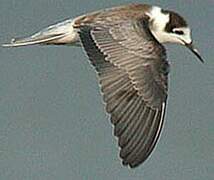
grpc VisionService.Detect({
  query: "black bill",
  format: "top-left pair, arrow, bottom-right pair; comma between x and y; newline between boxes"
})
185,42 -> 204,63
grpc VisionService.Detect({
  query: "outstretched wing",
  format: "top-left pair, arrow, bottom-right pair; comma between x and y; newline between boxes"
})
78,17 -> 169,168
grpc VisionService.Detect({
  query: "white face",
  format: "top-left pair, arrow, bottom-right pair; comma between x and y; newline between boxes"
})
147,6 -> 192,45
155,26 -> 192,45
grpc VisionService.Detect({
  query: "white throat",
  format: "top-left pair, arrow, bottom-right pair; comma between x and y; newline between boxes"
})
146,6 -> 170,43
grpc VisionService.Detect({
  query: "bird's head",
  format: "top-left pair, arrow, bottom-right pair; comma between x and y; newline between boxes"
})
147,6 -> 204,63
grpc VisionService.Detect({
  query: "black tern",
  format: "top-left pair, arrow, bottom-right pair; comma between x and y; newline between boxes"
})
3,3 -> 204,168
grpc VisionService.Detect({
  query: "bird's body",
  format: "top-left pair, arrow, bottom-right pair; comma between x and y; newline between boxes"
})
3,3 -> 203,168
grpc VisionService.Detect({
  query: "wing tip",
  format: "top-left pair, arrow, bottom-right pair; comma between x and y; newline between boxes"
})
121,159 -> 144,169
120,151 -> 149,169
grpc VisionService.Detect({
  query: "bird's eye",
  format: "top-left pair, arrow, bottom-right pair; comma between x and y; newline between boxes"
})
173,30 -> 184,35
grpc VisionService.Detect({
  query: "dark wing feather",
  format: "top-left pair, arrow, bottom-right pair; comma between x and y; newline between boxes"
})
90,19 -> 168,108
78,17 -> 168,168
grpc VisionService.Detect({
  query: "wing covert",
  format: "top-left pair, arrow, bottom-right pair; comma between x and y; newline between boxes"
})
78,16 -> 168,168
90,18 -> 168,108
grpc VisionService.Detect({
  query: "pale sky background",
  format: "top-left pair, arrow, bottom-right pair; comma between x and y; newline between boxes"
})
0,0 -> 213,180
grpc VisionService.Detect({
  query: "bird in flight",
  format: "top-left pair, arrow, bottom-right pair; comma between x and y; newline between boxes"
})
3,3 -> 204,168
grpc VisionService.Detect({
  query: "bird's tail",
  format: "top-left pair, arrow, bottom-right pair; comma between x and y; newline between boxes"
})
2,19 -> 79,47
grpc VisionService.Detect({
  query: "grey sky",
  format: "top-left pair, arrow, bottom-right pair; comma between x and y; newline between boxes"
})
0,0 -> 213,180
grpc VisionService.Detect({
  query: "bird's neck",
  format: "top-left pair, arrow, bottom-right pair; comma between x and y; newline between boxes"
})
146,6 -> 170,43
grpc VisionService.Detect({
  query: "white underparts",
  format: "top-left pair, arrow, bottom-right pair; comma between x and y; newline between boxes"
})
41,19 -> 80,45
2,19 -> 80,47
